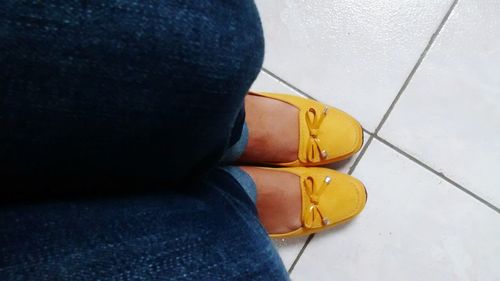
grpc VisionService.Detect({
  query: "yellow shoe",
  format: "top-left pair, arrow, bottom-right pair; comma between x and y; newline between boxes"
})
268,167 -> 367,238
249,92 -> 363,166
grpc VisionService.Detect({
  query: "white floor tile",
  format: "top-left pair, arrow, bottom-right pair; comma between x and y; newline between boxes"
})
291,140 -> 500,281
254,0 -> 454,131
379,1 -> 500,207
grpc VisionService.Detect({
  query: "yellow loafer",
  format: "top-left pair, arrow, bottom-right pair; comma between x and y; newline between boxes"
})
268,167 -> 367,238
249,92 -> 363,166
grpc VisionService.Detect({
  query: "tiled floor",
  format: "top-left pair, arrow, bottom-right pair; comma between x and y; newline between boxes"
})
250,0 -> 500,280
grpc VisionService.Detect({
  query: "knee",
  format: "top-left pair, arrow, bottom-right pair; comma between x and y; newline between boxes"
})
154,0 -> 265,95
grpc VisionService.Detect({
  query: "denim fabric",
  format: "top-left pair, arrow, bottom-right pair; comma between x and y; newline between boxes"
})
0,0 -> 290,280
222,165 -> 257,204
0,169 -> 289,281
0,0 -> 264,188
220,123 -> 249,164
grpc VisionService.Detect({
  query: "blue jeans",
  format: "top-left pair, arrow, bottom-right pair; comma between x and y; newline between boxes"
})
0,1 -> 289,280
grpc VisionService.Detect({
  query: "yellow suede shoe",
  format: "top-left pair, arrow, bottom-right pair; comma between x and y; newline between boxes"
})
249,92 -> 363,166
268,167 -> 367,238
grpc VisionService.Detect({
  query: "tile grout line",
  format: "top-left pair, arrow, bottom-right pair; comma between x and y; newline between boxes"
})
373,0 -> 459,135
363,131 -> 498,215
348,131 -> 374,175
374,135 -> 500,214
287,234 -> 315,274
347,137 -> 373,175
261,67 -> 316,100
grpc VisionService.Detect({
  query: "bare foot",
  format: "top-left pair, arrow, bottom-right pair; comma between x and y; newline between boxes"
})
240,166 -> 301,235
239,94 -> 299,163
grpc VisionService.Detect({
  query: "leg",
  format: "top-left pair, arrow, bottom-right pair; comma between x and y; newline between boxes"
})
0,169 -> 289,281
0,0 -> 264,193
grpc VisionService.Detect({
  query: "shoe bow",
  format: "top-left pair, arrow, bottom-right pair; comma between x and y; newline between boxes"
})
303,175 -> 332,229
305,107 -> 329,163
